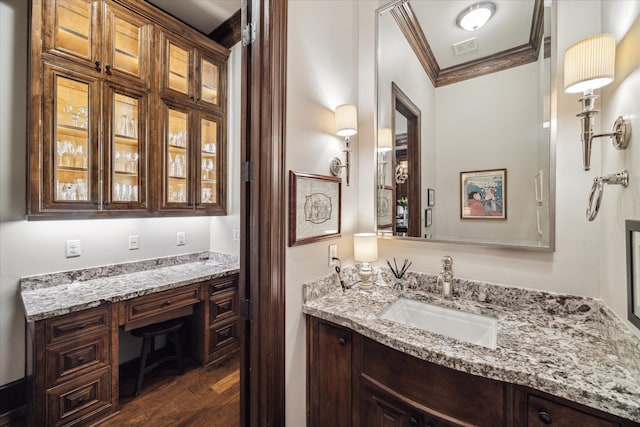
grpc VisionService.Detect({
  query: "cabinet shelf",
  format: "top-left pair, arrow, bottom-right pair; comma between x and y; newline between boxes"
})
114,170 -> 137,176
168,143 -> 187,150
168,175 -> 186,180
57,165 -> 88,173
57,124 -> 88,135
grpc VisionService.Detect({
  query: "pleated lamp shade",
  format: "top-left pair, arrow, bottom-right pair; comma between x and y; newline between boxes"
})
564,34 -> 615,94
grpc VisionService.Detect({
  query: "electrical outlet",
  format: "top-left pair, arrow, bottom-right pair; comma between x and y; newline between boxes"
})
128,235 -> 139,250
65,240 -> 81,258
176,231 -> 186,246
233,228 -> 240,242
328,244 -> 338,266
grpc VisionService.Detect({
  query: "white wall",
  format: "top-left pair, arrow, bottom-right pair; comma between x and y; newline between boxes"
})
285,2 -> 361,425
0,0 -> 239,386
600,1 -> 640,332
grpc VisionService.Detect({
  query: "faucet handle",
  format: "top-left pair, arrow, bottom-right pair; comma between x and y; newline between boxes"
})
441,255 -> 452,268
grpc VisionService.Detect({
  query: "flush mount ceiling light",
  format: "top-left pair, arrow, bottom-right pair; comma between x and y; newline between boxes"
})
456,2 -> 496,31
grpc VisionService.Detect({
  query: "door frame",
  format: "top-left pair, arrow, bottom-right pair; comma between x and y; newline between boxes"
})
240,0 -> 287,425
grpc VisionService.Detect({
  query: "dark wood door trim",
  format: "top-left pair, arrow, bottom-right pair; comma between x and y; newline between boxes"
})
240,0 -> 287,426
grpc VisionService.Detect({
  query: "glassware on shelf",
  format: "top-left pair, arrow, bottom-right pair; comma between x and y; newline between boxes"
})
114,150 -> 122,172
128,118 -> 138,138
202,187 -> 212,202
131,152 -> 139,173
203,158 -> 214,180
56,140 -> 67,166
75,145 -> 87,169
119,114 -> 129,136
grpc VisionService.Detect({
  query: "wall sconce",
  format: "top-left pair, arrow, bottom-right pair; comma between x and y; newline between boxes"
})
377,128 -> 392,187
353,232 -> 378,288
395,160 -> 408,184
564,34 -> 631,171
330,104 -> 358,186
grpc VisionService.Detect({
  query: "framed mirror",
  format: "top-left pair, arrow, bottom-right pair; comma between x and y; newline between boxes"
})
375,0 -> 555,250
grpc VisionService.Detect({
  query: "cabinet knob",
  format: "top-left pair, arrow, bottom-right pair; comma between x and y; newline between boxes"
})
77,356 -> 85,363
77,397 -> 85,404
538,410 -> 553,424
338,337 -> 346,346
105,64 -> 112,75
409,416 -> 418,425
103,201 -> 110,206
164,300 -> 172,306
94,60 -> 101,71
76,323 -> 86,330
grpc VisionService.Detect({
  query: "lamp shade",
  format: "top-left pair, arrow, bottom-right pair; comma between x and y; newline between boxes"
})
353,233 -> 378,263
335,104 -> 358,137
378,128 -> 393,152
564,34 -> 615,94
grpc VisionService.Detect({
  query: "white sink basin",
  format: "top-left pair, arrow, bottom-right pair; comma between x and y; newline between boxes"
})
380,298 -> 497,349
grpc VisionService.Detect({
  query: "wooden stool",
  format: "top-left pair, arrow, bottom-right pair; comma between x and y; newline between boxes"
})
131,318 -> 185,396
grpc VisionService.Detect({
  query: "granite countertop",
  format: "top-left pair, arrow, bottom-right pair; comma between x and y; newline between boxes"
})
302,268 -> 640,423
21,251 -> 239,322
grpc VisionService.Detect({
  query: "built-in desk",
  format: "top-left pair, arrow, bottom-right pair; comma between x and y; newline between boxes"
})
20,252 -> 240,427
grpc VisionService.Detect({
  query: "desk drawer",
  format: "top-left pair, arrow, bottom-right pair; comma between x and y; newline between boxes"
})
46,332 -> 110,387
123,286 -> 199,326
209,275 -> 237,295
47,367 -> 112,427
208,317 -> 239,361
209,289 -> 237,325
46,306 -> 110,346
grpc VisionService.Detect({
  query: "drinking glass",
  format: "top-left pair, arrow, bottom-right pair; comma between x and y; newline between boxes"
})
56,141 -> 67,166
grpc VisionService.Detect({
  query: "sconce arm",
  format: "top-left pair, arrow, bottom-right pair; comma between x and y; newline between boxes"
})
591,116 -> 631,150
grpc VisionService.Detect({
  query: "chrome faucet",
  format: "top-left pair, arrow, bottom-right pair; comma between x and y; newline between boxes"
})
437,256 -> 454,299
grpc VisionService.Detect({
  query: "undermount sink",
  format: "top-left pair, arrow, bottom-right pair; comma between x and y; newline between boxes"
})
380,298 -> 497,349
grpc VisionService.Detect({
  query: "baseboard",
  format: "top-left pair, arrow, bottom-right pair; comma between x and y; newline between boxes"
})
0,378 -> 26,426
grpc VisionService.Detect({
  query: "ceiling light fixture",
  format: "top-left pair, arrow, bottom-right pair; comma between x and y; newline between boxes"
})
456,2 -> 496,32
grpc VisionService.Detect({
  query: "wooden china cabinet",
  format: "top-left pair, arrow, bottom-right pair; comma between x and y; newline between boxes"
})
28,0 -> 229,219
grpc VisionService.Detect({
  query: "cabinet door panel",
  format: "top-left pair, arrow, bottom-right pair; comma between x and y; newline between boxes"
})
103,1 -> 151,86
527,395 -> 619,427
160,32 -> 193,99
196,112 -> 226,214
161,101 -> 193,209
103,84 -> 148,210
196,53 -> 226,111
362,382 -> 423,427
43,0 -> 100,67
42,64 -> 100,211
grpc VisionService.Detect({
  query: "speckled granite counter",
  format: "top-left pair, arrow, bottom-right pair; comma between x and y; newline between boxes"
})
21,251 -> 239,322
302,268 -> 640,423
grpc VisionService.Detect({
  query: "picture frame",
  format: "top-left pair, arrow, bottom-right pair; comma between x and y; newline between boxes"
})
427,188 -> 435,206
377,185 -> 393,229
460,168 -> 507,220
425,208 -> 432,228
626,220 -> 640,330
288,171 -> 341,246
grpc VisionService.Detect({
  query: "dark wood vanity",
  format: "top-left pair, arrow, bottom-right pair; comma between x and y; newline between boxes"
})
307,316 -> 638,427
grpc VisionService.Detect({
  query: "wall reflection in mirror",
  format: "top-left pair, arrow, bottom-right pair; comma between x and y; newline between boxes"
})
376,0 -> 555,250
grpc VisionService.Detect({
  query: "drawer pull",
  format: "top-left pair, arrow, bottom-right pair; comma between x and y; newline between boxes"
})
409,416 -> 418,425
76,323 -> 86,330
538,410 -> 552,424
163,300 -> 172,306
338,337 -> 346,346
77,397 -> 85,404
77,356 -> 86,363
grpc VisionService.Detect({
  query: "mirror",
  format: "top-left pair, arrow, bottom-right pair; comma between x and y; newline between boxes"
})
376,0 -> 555,250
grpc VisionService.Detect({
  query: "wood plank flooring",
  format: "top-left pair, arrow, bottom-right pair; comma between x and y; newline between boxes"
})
96,355 -> 240,427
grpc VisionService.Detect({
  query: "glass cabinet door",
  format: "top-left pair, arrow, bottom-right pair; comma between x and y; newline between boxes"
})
197,55 -> 221,108
103,1 -> 151,85
163,103 -> 191,208
104,86 -> 147,209
42,65 -> 100,210
196,113 -> 225,214
161,32 -> 192,99
44,0 -> 99,68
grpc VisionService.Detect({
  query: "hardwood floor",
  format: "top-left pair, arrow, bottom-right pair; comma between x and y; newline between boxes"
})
97,355 -> 240,427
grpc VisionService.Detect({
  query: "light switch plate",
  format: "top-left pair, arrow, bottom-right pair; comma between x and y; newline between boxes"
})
328,244 -> 338,266
128,235 -> 139,250
65,240 -> 81,258
176,231 -> 186,246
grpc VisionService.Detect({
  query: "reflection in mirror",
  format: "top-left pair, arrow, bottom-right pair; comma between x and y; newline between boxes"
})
376,0 -> 554,250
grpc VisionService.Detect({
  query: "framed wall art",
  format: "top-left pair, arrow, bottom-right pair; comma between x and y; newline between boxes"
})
288,171 -> 341,246
377,185 -> 393,228
460,168 -> 507,220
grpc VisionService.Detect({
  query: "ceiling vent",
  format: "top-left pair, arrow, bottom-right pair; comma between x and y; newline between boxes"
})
453,38 -> 478,56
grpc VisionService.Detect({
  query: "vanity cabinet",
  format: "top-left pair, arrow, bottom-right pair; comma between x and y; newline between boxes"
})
306,316 -> 638,427
29,0 -> 228,218
29,305 -> 119,427
306,320 -> 354,427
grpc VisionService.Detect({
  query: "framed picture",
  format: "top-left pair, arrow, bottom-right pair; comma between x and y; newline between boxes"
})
425,208 -> 432,227
288,171 -> 341,246
427,188 -> 435,206
377,185 -> 393,229
460,168 -> 507,220
626,220 -> 640,330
